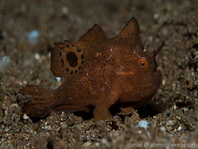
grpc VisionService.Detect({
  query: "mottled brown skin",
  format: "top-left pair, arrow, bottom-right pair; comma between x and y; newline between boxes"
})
19,17 -> 164,121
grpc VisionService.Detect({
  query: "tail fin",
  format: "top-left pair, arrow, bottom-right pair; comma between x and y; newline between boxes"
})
19,85 -> 55,118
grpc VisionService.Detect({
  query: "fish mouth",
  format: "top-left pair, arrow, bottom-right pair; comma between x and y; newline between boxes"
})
138,70 -> 162,96
153,70 -> 162,88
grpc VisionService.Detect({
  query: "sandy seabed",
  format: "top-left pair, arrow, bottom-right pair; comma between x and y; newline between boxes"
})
0,0 -> 197,148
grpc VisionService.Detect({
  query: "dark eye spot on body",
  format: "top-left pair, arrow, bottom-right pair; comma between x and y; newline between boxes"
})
66,52 -> 78,67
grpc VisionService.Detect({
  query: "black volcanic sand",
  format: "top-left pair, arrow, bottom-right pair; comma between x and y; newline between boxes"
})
0,0 -> 197,148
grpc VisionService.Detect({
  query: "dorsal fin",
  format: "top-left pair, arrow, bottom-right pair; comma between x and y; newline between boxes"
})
51,41 -> 85,77
114,17 -> 141,43
78,24 -> 106,46
51,42 -> 66,77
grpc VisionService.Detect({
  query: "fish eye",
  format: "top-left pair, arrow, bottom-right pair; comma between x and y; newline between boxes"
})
138,57 -> 148,68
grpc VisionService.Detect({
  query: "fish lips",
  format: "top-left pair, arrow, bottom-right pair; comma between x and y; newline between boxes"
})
138,70 -> 162,98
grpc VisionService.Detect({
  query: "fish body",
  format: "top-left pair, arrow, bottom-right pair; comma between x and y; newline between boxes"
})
20,17 -> 164,121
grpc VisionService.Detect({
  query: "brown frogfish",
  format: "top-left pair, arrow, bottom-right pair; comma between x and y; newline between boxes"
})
19,17 -> 165,121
